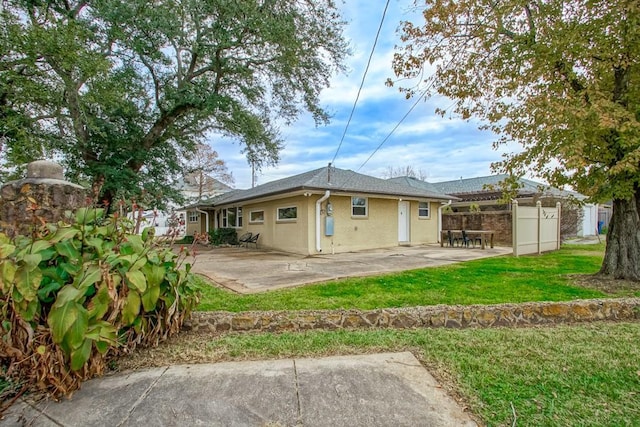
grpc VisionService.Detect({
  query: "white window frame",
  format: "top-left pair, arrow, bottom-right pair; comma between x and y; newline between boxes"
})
249,210 -> 265,223
188,211 -> 199,223
277,206 -> 298,222
418,202 -> 430,219
222,207 -> 243,228
351,196 -> 368,217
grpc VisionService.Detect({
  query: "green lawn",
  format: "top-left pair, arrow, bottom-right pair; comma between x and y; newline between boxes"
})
194,243 -> 624,312
184,322 -> 640,426
119,241 -> 640,426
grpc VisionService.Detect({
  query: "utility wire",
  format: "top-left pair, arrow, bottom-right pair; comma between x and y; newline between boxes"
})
354,53 -> 460,173
330,0 -> 391,165
356,86 -> 429,172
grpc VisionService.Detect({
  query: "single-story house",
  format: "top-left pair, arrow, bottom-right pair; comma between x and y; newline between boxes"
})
185,166 -> 456,255
390,174 -> 598,237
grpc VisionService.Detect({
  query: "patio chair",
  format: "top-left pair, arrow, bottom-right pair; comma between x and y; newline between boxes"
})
460,230 -> 472,247
446,230 -> 458,247
245,233 -> 260,249
236,232 -> 253,247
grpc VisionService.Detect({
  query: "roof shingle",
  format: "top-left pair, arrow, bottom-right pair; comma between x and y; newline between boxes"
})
199,166 -> 455,206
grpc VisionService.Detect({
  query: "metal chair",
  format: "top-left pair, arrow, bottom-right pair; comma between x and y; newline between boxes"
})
460,230 -> 472,247
461,230 -> 482,248
244,233 -> 260,249
446,230 -> 459,247
236,232 -> 253,247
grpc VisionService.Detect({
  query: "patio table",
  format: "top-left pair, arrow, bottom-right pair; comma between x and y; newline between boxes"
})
441,230 -> 495,249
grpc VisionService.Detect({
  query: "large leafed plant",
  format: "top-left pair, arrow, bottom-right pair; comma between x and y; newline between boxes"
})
0,208 -> 199,397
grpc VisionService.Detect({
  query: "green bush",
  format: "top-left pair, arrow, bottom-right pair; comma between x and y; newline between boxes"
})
0,208 -> 199,397
175,235 -> 195,244
209,228 -> 238,245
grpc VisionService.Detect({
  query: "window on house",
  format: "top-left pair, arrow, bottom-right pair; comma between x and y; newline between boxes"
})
351,197 -> 367,217
222,207 -> 243,227
250,210 -> 265,223
188,211 -> 199,223
418,202 -> 430,218
277,206 -> 297,221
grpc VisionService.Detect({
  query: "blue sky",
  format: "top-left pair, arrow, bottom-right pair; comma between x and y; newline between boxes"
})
211,0 -> 514,189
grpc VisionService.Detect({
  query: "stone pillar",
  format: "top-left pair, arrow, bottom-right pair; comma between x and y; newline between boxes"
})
0,160 -> 87,237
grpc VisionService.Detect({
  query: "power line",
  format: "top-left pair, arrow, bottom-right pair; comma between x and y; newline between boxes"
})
356,87 -> 429,172
330,0 -> 391,165
354,53 -> 460,173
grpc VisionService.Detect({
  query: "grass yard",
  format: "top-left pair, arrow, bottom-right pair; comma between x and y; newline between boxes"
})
194,243 -> 635,312
118,321 -> 640,426
115,242 -> 640,425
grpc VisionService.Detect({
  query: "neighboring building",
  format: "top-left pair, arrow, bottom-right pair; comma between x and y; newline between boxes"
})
179,171 -> 234,204
138,173 -> 233,236
186,165 -> 456,255
390,174 -> 598,237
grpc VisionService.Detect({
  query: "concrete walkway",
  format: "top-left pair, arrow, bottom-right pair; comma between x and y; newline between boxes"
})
3,352 -> 477,426
191,244 -> 512,293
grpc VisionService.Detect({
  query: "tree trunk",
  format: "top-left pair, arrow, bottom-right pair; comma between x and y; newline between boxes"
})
599,191 -> 640,281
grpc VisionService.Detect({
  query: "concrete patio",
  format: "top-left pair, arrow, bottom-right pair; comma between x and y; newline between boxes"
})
189,244 -> 512,293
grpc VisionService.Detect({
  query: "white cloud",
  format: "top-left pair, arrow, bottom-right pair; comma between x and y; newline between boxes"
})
207,0 -> 515,190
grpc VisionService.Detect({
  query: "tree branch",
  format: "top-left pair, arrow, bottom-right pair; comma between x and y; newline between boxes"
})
139,56 -> 163,111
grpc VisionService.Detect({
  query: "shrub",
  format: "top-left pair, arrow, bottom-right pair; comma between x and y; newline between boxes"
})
209,228 -> 238,245
0,208 -> 199,397
469,203 -> 481,213
175,235 -> 195,244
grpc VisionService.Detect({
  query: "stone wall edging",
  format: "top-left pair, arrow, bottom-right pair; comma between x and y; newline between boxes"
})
184,298 -> 640,333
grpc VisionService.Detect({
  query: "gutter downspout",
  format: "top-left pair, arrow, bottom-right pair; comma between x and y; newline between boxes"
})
195,207 -> 210,234
438,200 -> 452,243
316,190 -> 331,252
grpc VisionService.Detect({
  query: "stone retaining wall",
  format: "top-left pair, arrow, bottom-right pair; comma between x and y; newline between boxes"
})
185,298 -> 640,333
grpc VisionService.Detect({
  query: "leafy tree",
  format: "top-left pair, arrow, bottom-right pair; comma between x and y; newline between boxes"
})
381,165 -> 428,180
390,0 -> 640,280
1,0 -> 348,208
184,143 -> 234,202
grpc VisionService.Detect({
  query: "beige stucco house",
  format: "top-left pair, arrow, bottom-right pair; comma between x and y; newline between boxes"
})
185,166 -> 456,255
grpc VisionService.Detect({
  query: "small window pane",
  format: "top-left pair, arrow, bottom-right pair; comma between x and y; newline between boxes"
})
278,206 -> 297,220
250,210 -> 264,223
227,208 -> 237,227
188,211 -> 198,222
351,197 -> 367,216
418,202 -> 430,218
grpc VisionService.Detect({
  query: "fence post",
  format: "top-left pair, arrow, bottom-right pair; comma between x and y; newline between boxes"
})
556,201 -> 562,250
537,201 -> 542,254
512,199 -> 519,257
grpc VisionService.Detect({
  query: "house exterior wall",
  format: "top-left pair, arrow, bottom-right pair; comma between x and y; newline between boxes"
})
580,204 -> 598,237
236,195 -> 311,254
409,201 -> 438,243
211,194 -> 441,255
315,195 -> 397,253
316,196 -> 439,254
185,209 -> 202,236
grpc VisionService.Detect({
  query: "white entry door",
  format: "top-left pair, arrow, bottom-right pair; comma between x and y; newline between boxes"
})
398,201 -> 409,243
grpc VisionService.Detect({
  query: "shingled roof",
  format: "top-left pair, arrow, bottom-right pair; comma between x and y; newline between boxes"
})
429,174 -> 583,199
198,166 -> 456,207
